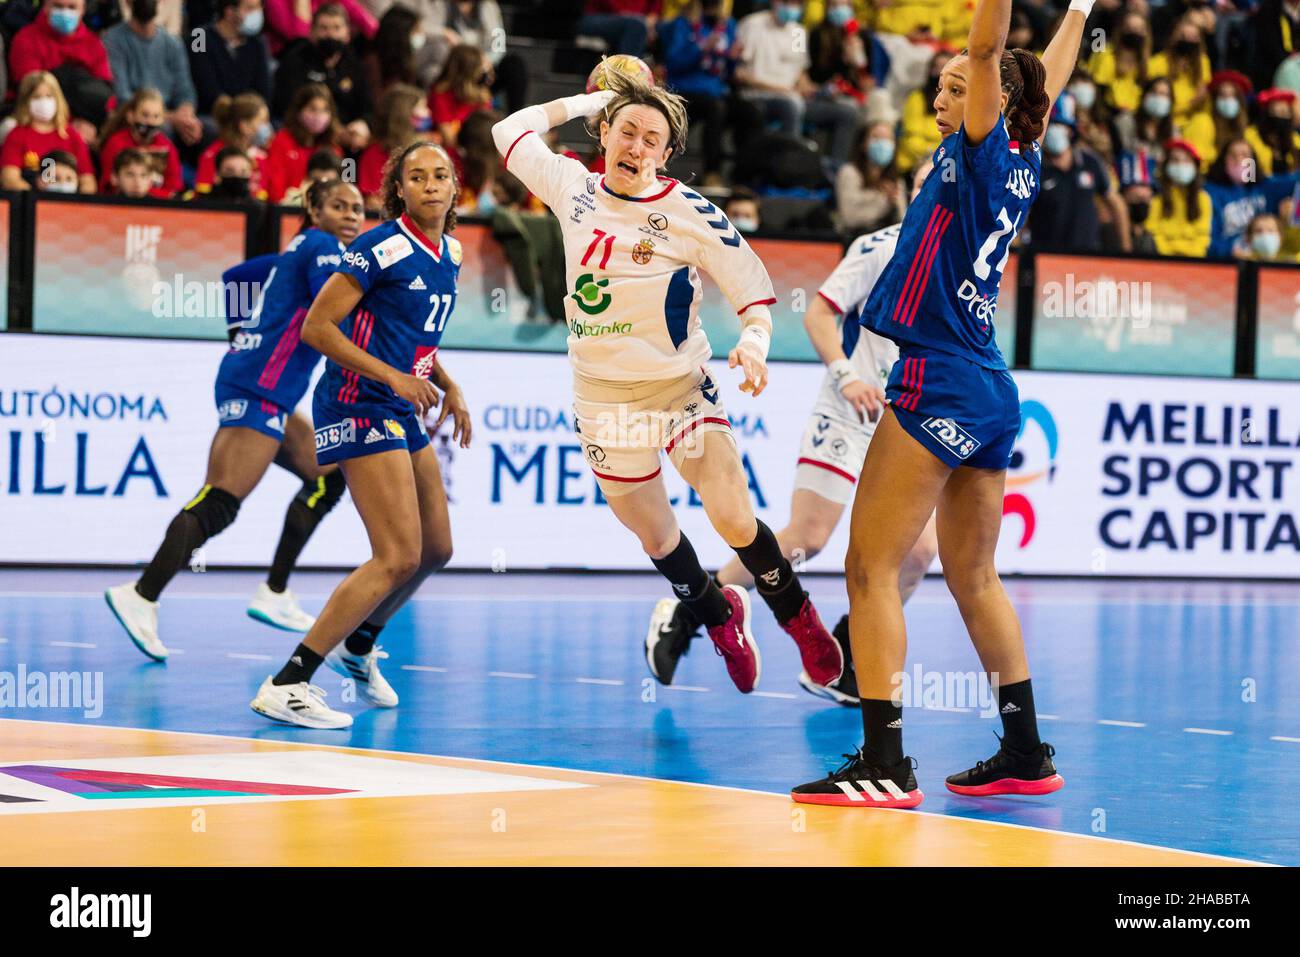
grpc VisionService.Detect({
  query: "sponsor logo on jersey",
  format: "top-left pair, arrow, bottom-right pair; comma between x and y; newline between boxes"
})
684,401 -> 698,416
217,399 -> 247,422
342,250 -> 370,272
408,275 -> 427,290
647,213 -> 668,231
315,254 -> 342,268
830,437 -> 847,458
585,444 -> 606,464
230,330 -> 262,351
570,273 -> 612,316
956,279 -> 999,327
315,418 -> 357,453
586,177 -> 596,195
364,427 -> 385,445
569,319 -> 631,338
631,238 -> 655,265
383,419 -> 406,440
446,235 -> 463,266
921,417 -> 981,460
412,345 -> 438,378
373,234 -> 414,269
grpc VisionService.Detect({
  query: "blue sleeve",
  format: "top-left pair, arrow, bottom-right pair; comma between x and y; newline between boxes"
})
338,232 -> 379,295
1262,172 -> 1300,210
303,232 -> 344,299
959,119 -> 1014,183
223,254 -> 277,322
661,19 -> 702,75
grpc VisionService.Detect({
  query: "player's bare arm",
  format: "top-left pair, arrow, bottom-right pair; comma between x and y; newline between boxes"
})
803,296 -> 883,423
963,0 -> 1013,145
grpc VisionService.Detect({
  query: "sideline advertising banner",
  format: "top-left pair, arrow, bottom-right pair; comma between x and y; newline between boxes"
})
0,334 -> 1296,577
1255,264 -> 1300,381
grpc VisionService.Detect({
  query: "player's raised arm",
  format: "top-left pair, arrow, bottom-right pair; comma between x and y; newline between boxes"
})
490,90 -> 614,208
963,0 -> 1014,145
1037,1 -> 1097,138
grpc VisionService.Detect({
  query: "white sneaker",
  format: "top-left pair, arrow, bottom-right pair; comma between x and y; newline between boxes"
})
247,583 -> 316,632
105,582 -> 167,661
325,645 -> 399,707
249,676 -> 352,729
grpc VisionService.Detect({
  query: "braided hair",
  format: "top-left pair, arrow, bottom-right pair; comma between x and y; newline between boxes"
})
999,49 -> 1050,150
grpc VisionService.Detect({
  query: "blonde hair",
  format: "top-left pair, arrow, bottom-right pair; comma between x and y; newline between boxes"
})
586,68 -> 689,161
14,72 -> 71,133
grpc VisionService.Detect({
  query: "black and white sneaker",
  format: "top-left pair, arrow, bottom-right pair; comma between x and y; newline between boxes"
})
645,597 -> 701,685
249,677 -> 352,729
946,738 -> 1064,797
798,614 -> 858,705
791,749 -> 924,808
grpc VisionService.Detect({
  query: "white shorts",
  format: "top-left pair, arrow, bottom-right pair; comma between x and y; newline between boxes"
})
794,409 -> 873,506
572,367 -> 734,496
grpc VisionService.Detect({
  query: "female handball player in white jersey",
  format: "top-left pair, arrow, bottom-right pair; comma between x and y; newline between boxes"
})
793,0 -> 1095,807
106,179 -> 365,661
251,142 -> 472,729
491,69 -> 843,694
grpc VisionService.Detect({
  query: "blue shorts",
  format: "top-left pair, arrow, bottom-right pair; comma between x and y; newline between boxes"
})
214,380 -> 290,440
311,392 -> 430,466
886,347 -> 1020,470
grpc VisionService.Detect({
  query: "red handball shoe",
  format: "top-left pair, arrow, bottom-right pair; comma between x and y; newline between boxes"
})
707,585 -> 762,693
781,597 -> 843,687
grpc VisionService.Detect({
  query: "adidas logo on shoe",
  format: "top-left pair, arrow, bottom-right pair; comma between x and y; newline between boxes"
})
364,428 -> 385,444
886,718 -> 903,729
408,275 -> 427,290
1001,702 -> 1021,714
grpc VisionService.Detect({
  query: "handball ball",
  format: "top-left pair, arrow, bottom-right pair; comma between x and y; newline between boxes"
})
586,55 -> 654,94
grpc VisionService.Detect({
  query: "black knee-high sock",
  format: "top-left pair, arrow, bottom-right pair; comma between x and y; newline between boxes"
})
732,520 -> 805,624
861,698 -> 904,766
272,643 -> 324,686
996,678 -> 1041,752
344,620 -> 384,656
267,473 -> 346,593
136,486 -> 240,602
650,533 -> 731,628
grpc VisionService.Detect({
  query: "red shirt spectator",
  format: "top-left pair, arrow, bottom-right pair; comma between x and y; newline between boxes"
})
196,139 -> 269,199
1,124 -> 93,183
264,127 -> 342,203
9,4 -> 114,86
263,0 -> 377,57
428,88 -> 489,136
98,126 -> 183,197
356,140 -> 387,198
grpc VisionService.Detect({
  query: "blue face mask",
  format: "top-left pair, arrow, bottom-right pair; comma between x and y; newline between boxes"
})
48,8 -> 80,34
1143,93 -> 1171,118
1068,83 -> 1096,110
1215,96 -> 1240,119
239,8 -> 264,36
1044,124 -> 1071,155
827,5 -> 852,26
775,4 -> 802,25
1251,231 -> 1281,258
867,138 -> 895,166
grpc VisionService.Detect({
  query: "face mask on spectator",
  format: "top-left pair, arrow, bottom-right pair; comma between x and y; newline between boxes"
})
476,187 -> 497,215
1264,114 -> 1293,136
1166,161 -> 1197,185
731,216 -> 759,233
1251,230 -> 1282,258
1068,83 -> 1095,110
1044,124 -> 1071,155
29,96 -> 57,123
775,4 -> 801,25
239,9 -> 264,36
300,110 -> 331,135
216,176 -> 250,198
316,37 -> 345,58
1129,201 -> 1150,224
131,0 -> 157,22
1215,96 -> 1240,119
826,5 -> 852,27
48,8 -> 80,34
254,122 -> 273,148
867,138 -> 894,166
1119,32 -> 1145,51
1143,93 -> 1171,118
411,31 -> 426,51
45,180 -> 77,194
1173,39 -> 1199,58
132,122 -> 160,141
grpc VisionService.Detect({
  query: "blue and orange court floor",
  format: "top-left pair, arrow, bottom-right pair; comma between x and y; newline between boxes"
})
1,569 -> 1295,866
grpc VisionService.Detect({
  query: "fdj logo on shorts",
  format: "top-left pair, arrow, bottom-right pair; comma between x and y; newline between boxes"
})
921,416 -> 982,459
217,399 -> 248,422
571,272 -> 612,316
315,418 -> 357,452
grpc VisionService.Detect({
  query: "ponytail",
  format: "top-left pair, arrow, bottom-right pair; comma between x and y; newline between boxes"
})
1000,49 -> 1049,149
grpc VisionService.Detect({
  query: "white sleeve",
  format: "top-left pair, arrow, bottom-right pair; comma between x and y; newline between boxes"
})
817,229 -> 899,315
491,94 -> 612,210
696,226 -> 776,324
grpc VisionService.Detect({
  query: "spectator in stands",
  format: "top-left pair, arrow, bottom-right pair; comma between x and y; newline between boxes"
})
358,82 -> 428,209
1030,95 -> 1130,253
1238,211 -> 1294,260
363,4 -> 435,93
1148,14 -> 1212,124
9,0 -> 115,130
279,145 -> 344,202
206,142 -> 258,200
723,185 -> 760,233
0,71 -> 95,192
195,92 -> 270,198
1088,11 -> 1149,115
1147,140 -> 1213,256
272,2 -> 372,151
577,0 -> 656,57
97,86 -> 183,196
428,42 -> 491,152
34,147 -> 79,191
1246,87 -> 1300,175
1206,136 -> 1299,255
1276,53 -> 1300,95
808,0 -> 894,127
188,0 -> 272,115
836,121 -> 904,234
454,106 -> 499,210
429,1 -> 527,114
1253,0 -> 1300,92
1118,75 -> 1176,159
102,0 -> 203,150
1118,147 -> 1160,254
659,0 -> 760,186
110,146 -> 154,197
1184,70 -> 1251,170
735,0 -> 859,167
896,48 -> 949,173
264,81 -> 342,202
263,0 -> 376,57
490,168 -> 567,321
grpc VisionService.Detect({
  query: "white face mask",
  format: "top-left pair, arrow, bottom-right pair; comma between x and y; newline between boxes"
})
29,96 -> 57,123
44,180 -> 78,194
411,31 -> 426,51
1251,231 -> 1282,258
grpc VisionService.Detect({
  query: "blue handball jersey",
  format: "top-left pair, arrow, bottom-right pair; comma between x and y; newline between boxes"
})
216,229 -> 344,408
320,214 -> 462,415
862,120 -> 1041,370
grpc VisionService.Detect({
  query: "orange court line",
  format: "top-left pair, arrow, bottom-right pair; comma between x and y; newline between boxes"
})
0,719 -> 1261,867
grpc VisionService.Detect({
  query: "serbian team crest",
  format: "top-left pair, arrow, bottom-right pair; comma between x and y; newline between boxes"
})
631,239 -> 655,265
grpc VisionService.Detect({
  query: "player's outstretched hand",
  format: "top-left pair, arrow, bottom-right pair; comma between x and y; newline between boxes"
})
728,343 -> 768,397
435,384 -> 474,448
841,379 -> 886,424
391,372 -> 440,417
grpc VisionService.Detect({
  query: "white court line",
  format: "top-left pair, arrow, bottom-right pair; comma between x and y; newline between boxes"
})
1270,736 -> 1300,744
488,671 -> 535,680
576,677 -> 623,686
49,641 -> 96,649
752,691 -> 797,700
227,653 -> 273,662
664,685 -> 709,693
1184,727 -> 1234,736
1099,719 -> 1146,728
926,705 -> 973,713
0,638 -> 8,644
1038,714 -> 1059,720
400,665 -> 446,673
